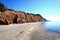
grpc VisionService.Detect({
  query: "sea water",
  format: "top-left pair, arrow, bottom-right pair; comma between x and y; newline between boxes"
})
43,22 -> 60,33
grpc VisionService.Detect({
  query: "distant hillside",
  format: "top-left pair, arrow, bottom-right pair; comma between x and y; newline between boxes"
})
0,3 -> 46,25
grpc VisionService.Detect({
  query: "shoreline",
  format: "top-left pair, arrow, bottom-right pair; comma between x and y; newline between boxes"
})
0,22 -> 60,40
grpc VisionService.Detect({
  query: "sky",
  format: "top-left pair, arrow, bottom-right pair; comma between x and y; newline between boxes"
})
0,0 -> 60,21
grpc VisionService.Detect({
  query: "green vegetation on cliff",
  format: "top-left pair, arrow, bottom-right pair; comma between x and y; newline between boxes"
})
0,3 -> 6,12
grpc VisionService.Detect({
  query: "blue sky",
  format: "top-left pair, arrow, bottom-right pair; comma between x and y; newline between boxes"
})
0,0 -> 60,21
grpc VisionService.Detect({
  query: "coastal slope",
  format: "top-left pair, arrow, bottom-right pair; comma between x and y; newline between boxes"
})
0,3 -> 46,25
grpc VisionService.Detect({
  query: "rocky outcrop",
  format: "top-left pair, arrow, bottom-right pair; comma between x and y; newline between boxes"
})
0,3 -> 46,25
0,10 -> 45,25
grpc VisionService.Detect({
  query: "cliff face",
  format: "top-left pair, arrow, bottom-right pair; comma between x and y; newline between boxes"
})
0,3 -> 46,25
0,9 -> 45,25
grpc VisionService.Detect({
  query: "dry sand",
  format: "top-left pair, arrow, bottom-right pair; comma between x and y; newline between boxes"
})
0,22 -> 60,40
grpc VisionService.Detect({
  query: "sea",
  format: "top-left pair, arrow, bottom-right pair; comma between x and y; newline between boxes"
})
43,22 -> 60,33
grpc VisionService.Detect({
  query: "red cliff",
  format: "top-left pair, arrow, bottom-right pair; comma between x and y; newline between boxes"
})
0,10 -> 45,25
0,3 -> 46,25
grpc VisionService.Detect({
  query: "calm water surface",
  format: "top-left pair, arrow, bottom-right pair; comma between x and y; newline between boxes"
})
43,22 -> 60,33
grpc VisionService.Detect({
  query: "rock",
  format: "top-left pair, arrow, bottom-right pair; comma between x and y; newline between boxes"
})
4,10 -> 17,24
25,14 -> 34,22
0,10 -> 45,25
15,12 -> 26,23
0,3 -> 46,25
0,10 -> 17,24
0,12 -> 8,25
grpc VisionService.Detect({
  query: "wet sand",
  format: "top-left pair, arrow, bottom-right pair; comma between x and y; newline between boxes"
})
0,22 -> 60,40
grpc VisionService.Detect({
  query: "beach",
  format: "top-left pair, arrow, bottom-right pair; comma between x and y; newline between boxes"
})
0,22 -> 60,40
